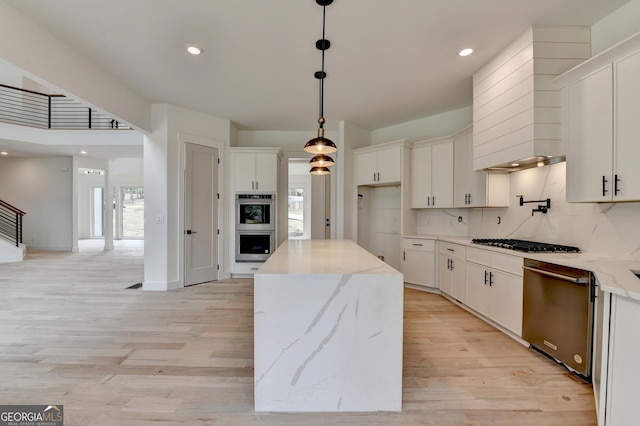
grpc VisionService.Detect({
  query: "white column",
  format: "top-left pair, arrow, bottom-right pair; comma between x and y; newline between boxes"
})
103,161 -> 114,251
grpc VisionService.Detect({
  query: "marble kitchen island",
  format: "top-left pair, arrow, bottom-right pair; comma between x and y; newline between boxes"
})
253,239 -> 404,412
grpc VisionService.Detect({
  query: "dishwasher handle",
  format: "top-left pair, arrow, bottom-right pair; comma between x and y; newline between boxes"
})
523,265 -> 589,284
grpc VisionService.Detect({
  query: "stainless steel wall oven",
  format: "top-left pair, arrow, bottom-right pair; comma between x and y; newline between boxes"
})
235,194 -> 275,262
236,194 -> 274,231
236,230 -> 275,262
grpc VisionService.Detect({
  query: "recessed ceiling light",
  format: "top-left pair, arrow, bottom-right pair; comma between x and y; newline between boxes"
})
0,151 -> 8,155
459,48 -> 473,57
80,150 -> 87,154
511,163 -> 520,167
187,45 -> 203,55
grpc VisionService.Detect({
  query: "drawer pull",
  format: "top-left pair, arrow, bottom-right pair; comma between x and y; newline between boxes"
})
412,243 -> 423,247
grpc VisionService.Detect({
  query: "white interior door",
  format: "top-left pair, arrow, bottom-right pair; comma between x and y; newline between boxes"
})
185,143 -> 218,286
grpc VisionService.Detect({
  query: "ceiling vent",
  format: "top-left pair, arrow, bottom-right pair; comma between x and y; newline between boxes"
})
472,26 -> 591,171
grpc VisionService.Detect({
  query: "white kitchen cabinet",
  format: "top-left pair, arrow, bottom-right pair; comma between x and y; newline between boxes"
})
559,34 -> 640,202
402,238 -> 436,290
453,126 -> 509,208
438,241 -> 466,302
598,293 -> 640,425
465,247 -> 523,336
354,141 -> 403,186
230,149 -> 280,193
411,138 -> 453,208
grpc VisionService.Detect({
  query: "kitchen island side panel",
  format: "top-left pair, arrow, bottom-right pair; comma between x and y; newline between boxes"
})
254,272 -> 403,412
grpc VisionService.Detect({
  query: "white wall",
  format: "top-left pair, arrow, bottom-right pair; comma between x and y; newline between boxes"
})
143,104 -> 231,291
371,106 -> 472,145
0,156 -> 73,250
339,121 -> 372,241
592,0 -> 640,55
0,1 -> 151,131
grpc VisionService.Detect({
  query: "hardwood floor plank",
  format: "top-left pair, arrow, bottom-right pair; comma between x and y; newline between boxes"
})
0,241 -> 596,425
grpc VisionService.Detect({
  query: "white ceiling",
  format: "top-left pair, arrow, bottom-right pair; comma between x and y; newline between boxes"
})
0,0 -> 632,135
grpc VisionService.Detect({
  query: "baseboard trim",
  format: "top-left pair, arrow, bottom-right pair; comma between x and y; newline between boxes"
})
143,280 -> 180,291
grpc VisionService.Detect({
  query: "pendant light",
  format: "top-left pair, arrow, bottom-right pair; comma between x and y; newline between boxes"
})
305,0 -> 337,174
309,153 -> 335,167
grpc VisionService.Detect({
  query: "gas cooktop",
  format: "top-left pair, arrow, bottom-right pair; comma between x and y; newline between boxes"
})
471,239 -> 580,253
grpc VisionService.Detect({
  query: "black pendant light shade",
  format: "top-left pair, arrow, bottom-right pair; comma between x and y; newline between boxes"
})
309,153 -> 335,167
310,166 -> 331,175
306,0 -> 336,173
304,124 -> 337,154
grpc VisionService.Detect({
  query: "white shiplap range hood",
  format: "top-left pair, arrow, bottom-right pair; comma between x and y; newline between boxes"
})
472,26 -> 591,171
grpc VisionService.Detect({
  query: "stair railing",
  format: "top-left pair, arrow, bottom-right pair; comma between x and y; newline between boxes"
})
0,83 -> 130,130
0,199 -> 26,247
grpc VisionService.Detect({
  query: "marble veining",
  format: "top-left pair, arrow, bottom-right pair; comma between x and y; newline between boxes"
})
417,162 -> 640,261
254,240 -> 403,412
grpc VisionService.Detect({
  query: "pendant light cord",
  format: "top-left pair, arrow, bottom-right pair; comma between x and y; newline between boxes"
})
319,4 -> 326,127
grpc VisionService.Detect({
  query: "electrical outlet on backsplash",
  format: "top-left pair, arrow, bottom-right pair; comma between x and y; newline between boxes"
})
416,209 -> 469,236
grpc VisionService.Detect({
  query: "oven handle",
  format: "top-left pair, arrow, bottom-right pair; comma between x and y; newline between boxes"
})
523,265 -> 589,284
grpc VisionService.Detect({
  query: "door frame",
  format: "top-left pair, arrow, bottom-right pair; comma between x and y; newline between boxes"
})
178,133 -> 227,287
90,185 -> 104,238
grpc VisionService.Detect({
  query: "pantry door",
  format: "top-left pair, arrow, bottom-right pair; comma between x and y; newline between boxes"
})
184,142 -> 218,286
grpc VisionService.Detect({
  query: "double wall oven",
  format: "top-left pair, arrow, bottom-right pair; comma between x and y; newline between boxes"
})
236,194 -> 275,262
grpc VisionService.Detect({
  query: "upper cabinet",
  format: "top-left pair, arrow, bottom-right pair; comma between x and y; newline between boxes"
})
557,33 -> 640,202
473,26 -> 591,171
229,148 -> 281,193
410,137 -> 454,209
453,126 -> 509,208
354,140 -> 407,186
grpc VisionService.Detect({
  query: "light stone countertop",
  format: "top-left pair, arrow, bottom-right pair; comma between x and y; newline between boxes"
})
258,239 -> 401,276
403,234 -> 640,301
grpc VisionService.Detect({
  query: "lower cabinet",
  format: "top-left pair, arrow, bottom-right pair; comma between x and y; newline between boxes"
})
599,293 -> 640,425
438,242 -> 466,302
402,238 -> 436,289
465,248 -> 523,336
233,262 -> 263,275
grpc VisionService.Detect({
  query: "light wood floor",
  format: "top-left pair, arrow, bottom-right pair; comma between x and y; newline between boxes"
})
0,240 -> 596,425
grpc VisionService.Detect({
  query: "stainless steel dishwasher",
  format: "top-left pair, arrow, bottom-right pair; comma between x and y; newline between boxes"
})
522,258 -> 595,380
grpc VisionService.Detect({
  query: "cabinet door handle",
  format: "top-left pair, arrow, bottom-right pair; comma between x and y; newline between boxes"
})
377,172 -> 380,181
432,196 -> 435,206
489,271 -> 494,287
615,174 -> 620,196
373,172 -> 376,182
427,196 -> 431,206
467,193 -> 471,205
484,270 -> 488,285
403,251 -> 406,261
450,259 -> 454,271
602,176 -> 608,197
256,181 -> 259,190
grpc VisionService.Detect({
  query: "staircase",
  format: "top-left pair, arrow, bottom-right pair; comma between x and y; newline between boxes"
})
0,199 -> 26,263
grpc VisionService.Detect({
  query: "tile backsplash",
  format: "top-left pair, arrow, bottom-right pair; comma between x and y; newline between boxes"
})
416,162 -> 640,260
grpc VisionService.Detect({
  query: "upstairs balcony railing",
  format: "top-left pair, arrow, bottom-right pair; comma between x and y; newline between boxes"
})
0,199 -> 26,247
0,83 -> 131,130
